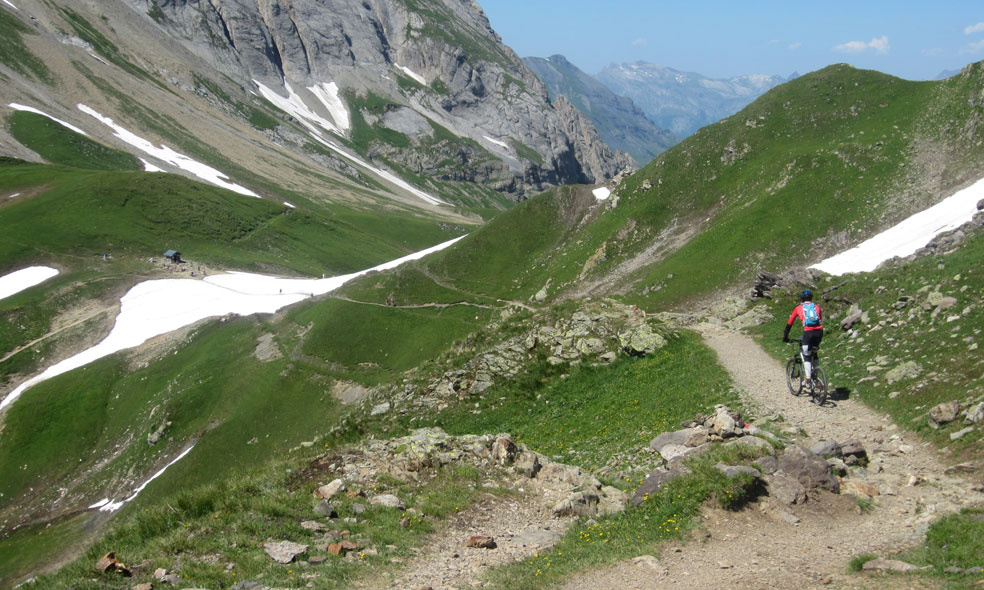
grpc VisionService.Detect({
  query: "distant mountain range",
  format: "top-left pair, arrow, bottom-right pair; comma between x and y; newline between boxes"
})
523,55 -> 792,165
523,55 -> 677,166
596,62 -> 793,139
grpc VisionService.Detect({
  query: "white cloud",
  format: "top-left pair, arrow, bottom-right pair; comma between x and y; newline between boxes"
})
632,38 -> 648,47
833,36 -> 890,55
788,42 -> 802,50
965,22 -> 984,35
965,39 -> 984,54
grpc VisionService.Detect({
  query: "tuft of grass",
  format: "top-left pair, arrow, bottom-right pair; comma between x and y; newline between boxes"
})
848,553 -> 879,572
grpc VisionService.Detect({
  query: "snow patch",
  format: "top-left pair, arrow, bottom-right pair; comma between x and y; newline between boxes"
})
0,266 -> 59,301
592,187 -> 611,201
483,135 -> 510,149
9,103 -> 87,135
396,64 -> 427,85
253,80 -> 444,206
77,104 -> 259,197
3,0 -> 17,9
0,236 -> 465,411
140,158 -> 164,172
8,193 -> 19,199
812,177 -> 984,275
97,445 -> 196,512
255,79 -> 341,135
308,82 -> 350,132
283,201 -> 296,208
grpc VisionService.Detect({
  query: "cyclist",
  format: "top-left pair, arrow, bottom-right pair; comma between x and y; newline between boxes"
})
783,289 -> 823,387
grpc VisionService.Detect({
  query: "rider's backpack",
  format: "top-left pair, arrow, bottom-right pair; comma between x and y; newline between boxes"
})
802,302 -> 820,327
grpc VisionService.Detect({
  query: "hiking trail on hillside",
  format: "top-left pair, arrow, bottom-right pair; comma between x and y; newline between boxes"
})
559,322 -> 984,590
362,322 -> 983,590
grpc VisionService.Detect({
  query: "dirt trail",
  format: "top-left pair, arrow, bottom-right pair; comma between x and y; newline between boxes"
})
560,322 -> 984,590
357,322 -> 982,590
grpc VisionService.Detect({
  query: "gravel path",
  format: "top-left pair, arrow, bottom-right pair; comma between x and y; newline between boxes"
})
362,323 -> 983,590
559,322 -> 984,590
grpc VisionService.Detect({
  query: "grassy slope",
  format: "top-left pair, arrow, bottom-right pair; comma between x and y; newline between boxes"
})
403,65 -> 984,312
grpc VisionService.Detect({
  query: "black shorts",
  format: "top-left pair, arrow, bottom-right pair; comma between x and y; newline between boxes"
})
802,329 -> 823,351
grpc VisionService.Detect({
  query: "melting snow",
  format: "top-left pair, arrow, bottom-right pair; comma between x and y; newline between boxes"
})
140,158 -> 164,172
483,136 -> 509,149
308,82 -> 350,132
592,187 -> 611,201
812,177 -> 984,275
3,0 -> 17,9
77,104 -> 259,197
253,79 -> 444,206
0,266 -> 59,301
95,445 -> 196,512
396,64 -> 427,86
0,236 -> 465,411
9,103 -> 87,135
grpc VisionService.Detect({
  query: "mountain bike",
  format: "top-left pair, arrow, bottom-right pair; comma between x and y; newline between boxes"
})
785,338 -> 827,405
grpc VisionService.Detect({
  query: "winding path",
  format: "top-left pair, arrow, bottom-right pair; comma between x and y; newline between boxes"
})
558,322 -> 984,590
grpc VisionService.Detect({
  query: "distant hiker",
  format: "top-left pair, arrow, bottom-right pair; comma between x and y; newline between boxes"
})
783,289 -> 823,383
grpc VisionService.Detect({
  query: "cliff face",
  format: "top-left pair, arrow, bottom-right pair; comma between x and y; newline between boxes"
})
131,0 -> 628,198
525,55 -> 677,166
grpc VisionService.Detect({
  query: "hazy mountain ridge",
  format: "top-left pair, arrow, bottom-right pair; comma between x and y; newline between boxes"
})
523,55 -> 676,166
597,61 -> 791,138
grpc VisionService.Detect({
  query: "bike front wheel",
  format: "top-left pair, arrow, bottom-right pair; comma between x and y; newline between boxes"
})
786,358 -> 803,396
812,366 -> 828,406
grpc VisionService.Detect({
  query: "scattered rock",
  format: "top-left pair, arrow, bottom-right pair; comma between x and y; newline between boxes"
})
840,480 -> 880,499
370,494 -> 404,509
632,555 -> 668,576
263,540 -> 308,564
465,535 -> 496,549
861,557 -> 923,572
314,500 -> 337,518
314,479 -> 345,500
768,474 -> 808,505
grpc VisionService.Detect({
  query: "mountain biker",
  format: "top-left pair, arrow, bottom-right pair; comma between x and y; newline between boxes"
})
783,289 -> 823,384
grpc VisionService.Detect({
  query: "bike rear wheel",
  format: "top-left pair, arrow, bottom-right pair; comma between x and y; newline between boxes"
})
785,358 -> 803,395
812,366 -> 828,406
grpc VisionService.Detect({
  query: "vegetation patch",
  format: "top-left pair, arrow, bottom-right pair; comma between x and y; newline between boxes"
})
0,8 -> 52,83
8,111 -> 141,170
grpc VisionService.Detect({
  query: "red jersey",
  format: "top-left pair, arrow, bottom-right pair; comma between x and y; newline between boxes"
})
787,302 -> 823,331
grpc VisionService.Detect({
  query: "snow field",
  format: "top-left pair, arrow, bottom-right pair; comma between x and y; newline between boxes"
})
77,104 -> 260,197
812,177 -> 984,275
0,236 -> 466,411
0,266 -> 59,301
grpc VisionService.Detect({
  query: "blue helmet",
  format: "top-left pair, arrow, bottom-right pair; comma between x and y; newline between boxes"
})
800,289 -> 813,302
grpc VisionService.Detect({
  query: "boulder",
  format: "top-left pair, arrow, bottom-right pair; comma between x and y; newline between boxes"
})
929,401 -> 962,427
632,466 -> 691,506
964,402 -> 984,425
369,494 -> 404,509
841,305 -> 863,330
618,323 -> 666,356
768,474 -> 808,505
884,361 -> 920,384
840,480 -> 880,499
491,435 -> 519,465
778,445 -> 839,493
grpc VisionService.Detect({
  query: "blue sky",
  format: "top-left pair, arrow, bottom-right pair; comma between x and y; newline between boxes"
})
478,1 -> 984,80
